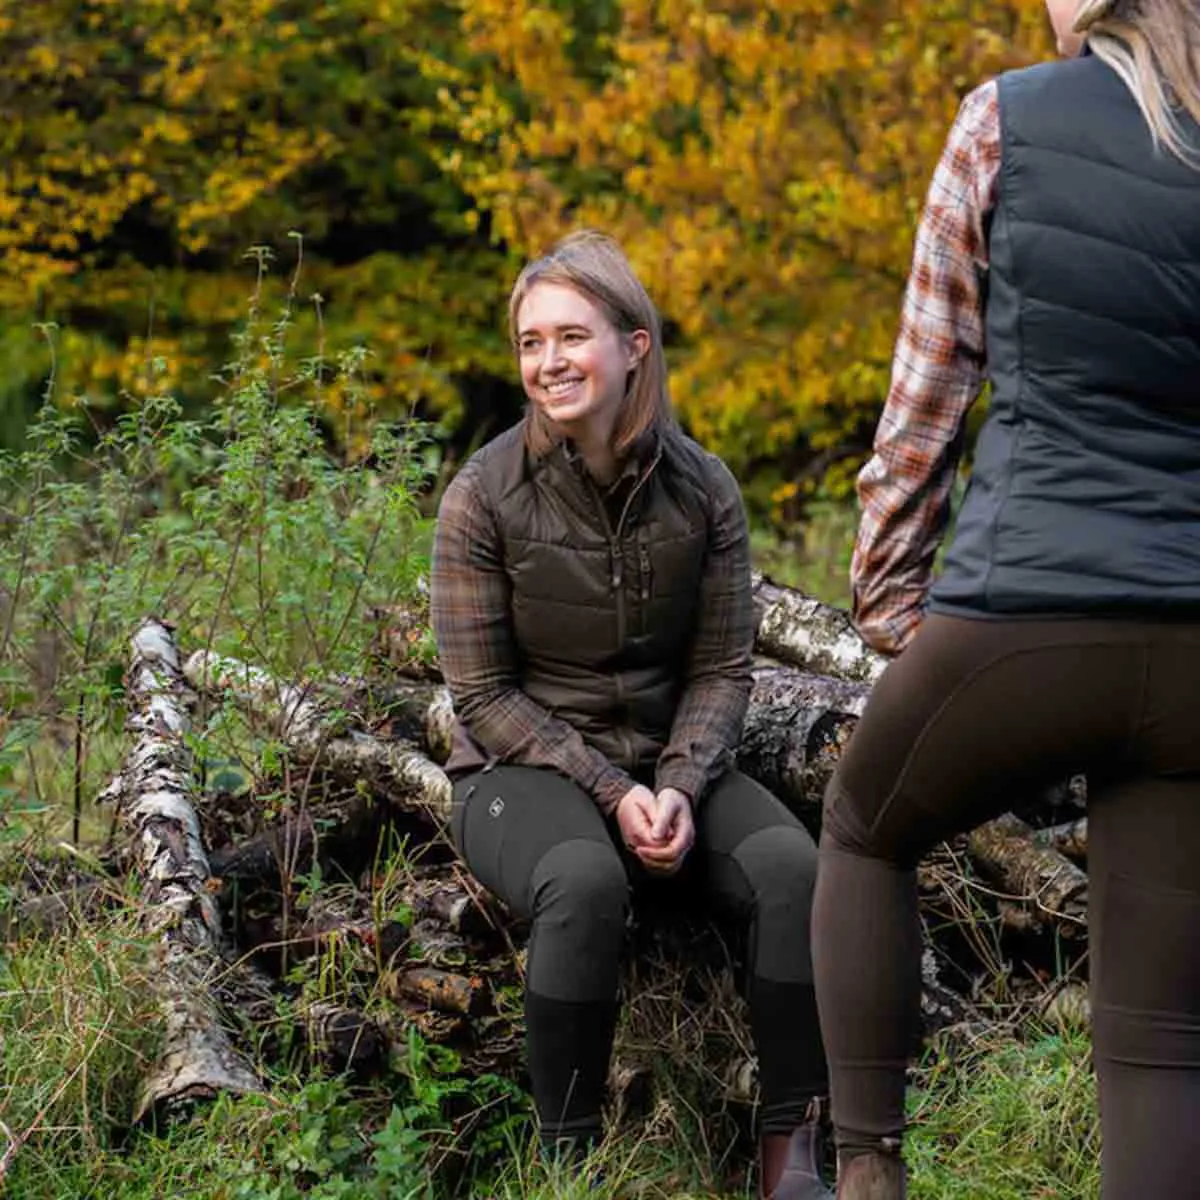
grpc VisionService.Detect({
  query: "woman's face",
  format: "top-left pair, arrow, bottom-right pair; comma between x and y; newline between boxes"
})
1045,0 -> 1086,56
515,282 -> 648,445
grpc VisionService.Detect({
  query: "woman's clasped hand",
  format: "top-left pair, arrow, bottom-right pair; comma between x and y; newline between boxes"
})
616,785 -> 695,874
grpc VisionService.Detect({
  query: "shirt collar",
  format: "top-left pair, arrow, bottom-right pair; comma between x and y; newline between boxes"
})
559,427 -> 659,489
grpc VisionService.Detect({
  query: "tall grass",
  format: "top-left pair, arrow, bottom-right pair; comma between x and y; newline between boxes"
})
0,910 -> 161,1196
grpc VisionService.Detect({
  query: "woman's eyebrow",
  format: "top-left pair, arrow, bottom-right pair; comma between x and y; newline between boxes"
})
516,321 -> 592,338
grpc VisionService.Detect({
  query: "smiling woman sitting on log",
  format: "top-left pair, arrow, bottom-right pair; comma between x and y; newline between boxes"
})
431,231 -> 832,1199
811,2 -> 1200,1198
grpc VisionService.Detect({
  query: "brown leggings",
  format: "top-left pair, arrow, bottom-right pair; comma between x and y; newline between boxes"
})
812,614 -> 1200,1200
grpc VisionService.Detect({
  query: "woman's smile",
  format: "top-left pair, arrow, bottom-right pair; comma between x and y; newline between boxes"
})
542,376 -> 585,399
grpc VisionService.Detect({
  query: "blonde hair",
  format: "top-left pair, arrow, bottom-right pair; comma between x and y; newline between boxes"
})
508,231 -> 674,460
1074,0 -> 1200,166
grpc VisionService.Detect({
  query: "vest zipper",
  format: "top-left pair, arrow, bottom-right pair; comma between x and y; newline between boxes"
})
610,547 -> 626,647
584,449 -> 663,773
586,451 -> 659,651
614,447 -> 661,541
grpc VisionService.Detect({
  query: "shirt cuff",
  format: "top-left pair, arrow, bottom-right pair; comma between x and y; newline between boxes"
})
593,763 -> 637,814
653,761 -> 707,804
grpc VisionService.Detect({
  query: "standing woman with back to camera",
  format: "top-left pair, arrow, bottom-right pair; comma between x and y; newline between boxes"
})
811,1 -> 1200,1197
431,232 -> 833,1198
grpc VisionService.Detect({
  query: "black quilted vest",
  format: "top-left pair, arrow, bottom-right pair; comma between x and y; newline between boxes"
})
932,54 -> 1200,616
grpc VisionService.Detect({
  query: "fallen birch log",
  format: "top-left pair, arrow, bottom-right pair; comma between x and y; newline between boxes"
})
751,574 -> 889,682
205,612 -> 1089,945
184,650 -> 452,822
98,619 -> 261,1122
190,649 -> 869,839
146,578 -> 1092,1102
738,664 -> 869,825
1034,817 -> 1088,861
967,813 -> 1088,936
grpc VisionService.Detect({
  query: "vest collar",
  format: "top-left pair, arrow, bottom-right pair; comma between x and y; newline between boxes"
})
550,424 -> 662,487
532,425 -> 664,533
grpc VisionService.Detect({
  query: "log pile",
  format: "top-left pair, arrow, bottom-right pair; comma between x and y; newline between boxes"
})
26,577 -> 1090,1128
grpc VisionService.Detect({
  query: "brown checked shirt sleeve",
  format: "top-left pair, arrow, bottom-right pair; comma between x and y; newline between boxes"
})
430,460 -> 637,813
851,81 -> 1001,656
654,455 -> 754,803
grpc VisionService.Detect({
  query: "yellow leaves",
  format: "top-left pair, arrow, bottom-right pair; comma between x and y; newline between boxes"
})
176,125 -> 335,250
25,43 -> 59,74
441,0 -> 1054,478
112,336 -> 188,399
143,114 -> 191,146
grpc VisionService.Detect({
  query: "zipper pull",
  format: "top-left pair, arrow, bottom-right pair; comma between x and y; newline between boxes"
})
639,545 -> 651,601
612,551 -> 624,590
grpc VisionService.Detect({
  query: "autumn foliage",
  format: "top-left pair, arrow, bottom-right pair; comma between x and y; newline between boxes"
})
0,0 -> 1051,507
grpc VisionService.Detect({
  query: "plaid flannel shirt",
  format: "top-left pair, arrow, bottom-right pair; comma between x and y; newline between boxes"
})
851,81 -> 1001,656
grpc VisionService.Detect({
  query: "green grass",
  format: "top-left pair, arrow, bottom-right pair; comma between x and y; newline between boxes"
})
0,909 -> 163,1197
750,497 -> 857,607
908,1028 -> 1100,1200
0,895 -> 1101,1199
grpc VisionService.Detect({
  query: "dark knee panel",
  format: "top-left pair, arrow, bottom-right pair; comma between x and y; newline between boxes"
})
526,838 -> 629,1002
733,824 -> 819,985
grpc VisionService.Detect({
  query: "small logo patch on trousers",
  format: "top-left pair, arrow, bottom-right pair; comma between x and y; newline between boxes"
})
489,796 -> 505,818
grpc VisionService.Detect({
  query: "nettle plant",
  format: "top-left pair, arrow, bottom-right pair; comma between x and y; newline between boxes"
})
0,241 -> 433,851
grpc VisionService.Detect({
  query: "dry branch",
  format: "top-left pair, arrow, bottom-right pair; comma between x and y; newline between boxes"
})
385,966 -> 486,1016
99,619 -> 261,1122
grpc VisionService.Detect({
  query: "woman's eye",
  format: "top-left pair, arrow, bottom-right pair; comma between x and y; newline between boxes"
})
564,332 -> 585,344
519,340 -> 540,355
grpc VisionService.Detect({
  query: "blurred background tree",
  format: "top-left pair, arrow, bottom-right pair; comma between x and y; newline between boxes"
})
0,0 -> 516,453
0,0 -> 1050,515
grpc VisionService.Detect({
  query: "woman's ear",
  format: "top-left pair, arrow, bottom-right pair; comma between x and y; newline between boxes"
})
627,328 -> 651,369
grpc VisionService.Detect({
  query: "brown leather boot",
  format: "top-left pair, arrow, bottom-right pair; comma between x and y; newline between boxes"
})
836,1147 -> 907,1199
759,1100 -> 834,1199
